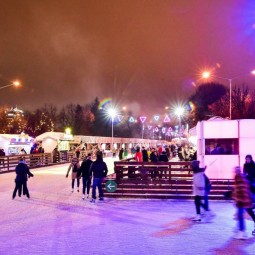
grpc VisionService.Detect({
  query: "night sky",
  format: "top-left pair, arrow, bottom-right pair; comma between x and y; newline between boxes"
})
0,0 -> 254,115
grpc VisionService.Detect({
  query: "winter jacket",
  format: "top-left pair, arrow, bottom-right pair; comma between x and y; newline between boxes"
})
150,152 -> 158,162
66,162 -> 81,179
193,172 -> 205,196
15,163 -> 33,182
90,159 -> 108,178
232,173 -> 252,208
244,161 -> 255,181
79,159 -> 93,178
159,152 -> 168,162
142,150 -> 148,162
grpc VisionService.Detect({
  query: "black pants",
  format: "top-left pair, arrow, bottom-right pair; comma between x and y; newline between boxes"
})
82,177 -> 91,195
194,195 -> 207,214
13,180 -> 30,198
246,208 -> 255,222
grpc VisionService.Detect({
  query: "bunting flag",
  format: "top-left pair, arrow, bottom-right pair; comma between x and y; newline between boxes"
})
139,116 -> 147,123
117,115 -> 124,122
163,115 -> 171,123
154,115 -> 160,121
129,116 -> 135,123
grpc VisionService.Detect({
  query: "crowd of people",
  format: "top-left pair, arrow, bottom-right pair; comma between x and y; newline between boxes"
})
116,143 -> 197,163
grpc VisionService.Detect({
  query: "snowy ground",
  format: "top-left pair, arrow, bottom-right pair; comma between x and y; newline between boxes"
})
1,161 -> 255,254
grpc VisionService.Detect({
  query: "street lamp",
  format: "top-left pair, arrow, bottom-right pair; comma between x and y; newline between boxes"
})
202,71 -> 255,120
0,80 -> 21,90
174,107 -> 184,137
107,108 -> 117,150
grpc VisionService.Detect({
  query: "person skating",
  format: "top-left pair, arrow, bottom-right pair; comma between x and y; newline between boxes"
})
191,160 -> 206,222
66,157 -> 81,192
232,166 -> 255,239
13,157 -> 34,199
90,154 -> 108,203
79,153 -> 93,199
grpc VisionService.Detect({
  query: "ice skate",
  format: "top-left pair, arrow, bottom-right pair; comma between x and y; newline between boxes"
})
192,214 -> 202,222
234,231 -> 248,240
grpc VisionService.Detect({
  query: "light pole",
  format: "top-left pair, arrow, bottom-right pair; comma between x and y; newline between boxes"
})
0,80 -> 21,90
174,107 -> 184,138
107,108 -> 117,150
202,71 -> 255,120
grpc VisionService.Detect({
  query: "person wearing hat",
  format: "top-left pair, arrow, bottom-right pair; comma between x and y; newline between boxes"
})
12,157 -> 34,199
191,160 -> 206,222
79,153 -> 93,199
66,157 -> 81,193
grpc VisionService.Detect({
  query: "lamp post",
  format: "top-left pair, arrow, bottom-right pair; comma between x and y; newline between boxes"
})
202,71 -> 255,120
107,108 -> 117,150
174,107 -> 184,138
0,80 -> 21,90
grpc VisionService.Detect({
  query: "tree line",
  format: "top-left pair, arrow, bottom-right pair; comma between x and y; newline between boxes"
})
1,82 -> 255,137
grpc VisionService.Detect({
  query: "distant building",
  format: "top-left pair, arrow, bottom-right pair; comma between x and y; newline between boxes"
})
6,106 -> 24,120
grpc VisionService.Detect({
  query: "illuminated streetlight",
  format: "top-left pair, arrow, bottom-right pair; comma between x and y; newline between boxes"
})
107,108 -> 117,150
174,107 -> 185,137
0,80 -> 21,90
202,70 -> 255,120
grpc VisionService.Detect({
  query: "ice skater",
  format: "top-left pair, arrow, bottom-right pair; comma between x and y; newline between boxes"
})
66,157 -> 81,192
12,157 -> 34,199
79,153 -> 93,199
90,154 -> 108,203
191,160 -> 206,222
232,166 -> 255,239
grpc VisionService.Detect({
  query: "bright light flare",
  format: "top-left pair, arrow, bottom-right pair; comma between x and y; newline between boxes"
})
12,80 -> 21,87
251,70 -> 255,75
107,108 -> 117,119
202,71 -> 211,79
174,107 -> 185,117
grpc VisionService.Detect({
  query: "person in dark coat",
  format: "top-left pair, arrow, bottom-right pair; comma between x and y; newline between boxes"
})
150,148 -> 158,162
90,154 -> 108,203
142,147 -> 148,162
158,151 -> 169,162
79,153 -> 93,199
243,154 -> 255,207
119,148 -> 124,160
243,155 -> 255,184
12,158 -> 34,199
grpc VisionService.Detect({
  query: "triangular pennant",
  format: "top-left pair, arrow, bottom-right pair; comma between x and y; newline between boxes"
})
129,116 -> 135,123
148,125 -> 152,130
162,127 -> 166,133
154,127 -> 159,132
154,115 -> 160,121
139,116 -> 147,123
117,115 -> 124,122
163,115 -> 171,123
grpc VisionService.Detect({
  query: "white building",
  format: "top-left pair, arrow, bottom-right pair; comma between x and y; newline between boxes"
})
195,118 -> 255,179
0,133 -> 34,155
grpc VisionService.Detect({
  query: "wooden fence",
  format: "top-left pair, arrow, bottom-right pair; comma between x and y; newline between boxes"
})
0,151 -> 88,173
103,161 -> 233,199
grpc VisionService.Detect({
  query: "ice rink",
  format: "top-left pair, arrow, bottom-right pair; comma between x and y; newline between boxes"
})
1,162 -> 255,255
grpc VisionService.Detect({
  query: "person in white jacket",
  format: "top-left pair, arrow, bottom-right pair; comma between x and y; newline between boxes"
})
192,160 -> 206,222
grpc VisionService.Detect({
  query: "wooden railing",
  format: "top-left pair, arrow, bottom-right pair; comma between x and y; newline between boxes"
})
114,161 -> 193,183
109,161 -> 233,199
0,151 -> 87,173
